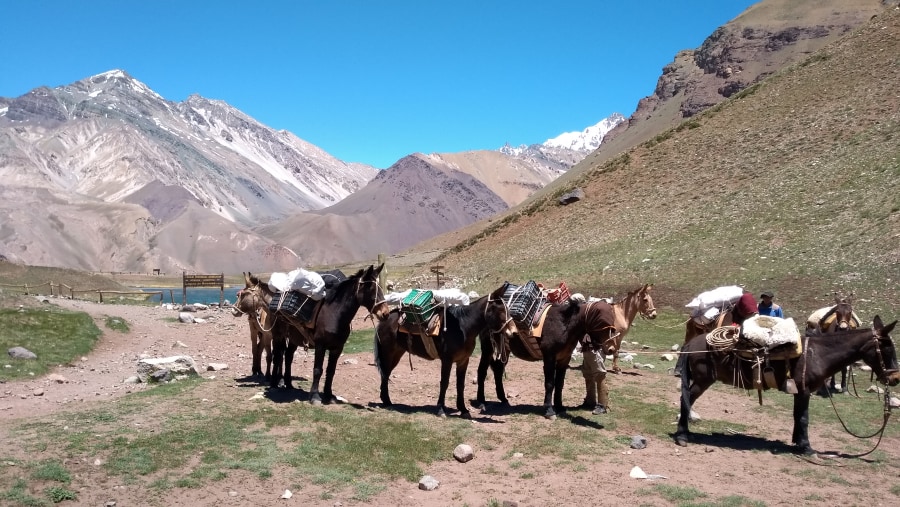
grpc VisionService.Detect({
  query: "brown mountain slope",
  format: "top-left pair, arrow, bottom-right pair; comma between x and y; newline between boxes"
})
409,6 -> 900,317
256,154 -> 510,265
583,0 -> 892,174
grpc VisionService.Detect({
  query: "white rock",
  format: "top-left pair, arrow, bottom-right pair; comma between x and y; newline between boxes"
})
281,489 -> 292,499
629,466 -> 648,479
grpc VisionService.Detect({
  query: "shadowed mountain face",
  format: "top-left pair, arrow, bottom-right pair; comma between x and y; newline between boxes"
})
422,5 -> 900,314
255,154 -> 511,265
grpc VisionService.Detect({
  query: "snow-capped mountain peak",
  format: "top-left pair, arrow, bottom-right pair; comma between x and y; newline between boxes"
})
543,113 -> 626,151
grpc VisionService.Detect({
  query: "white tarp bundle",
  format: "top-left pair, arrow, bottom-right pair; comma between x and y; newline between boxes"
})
742,315 -> 800,347
268,268 -> 326,300
686,285 -> 744,311
384,288 -> 471,307
686,285 -> 745,325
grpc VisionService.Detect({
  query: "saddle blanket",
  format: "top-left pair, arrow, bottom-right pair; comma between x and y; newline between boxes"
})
742,315 -> 800,348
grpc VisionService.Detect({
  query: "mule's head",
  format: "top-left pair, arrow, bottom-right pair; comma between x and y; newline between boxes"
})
357,263 -> 386,313
866,316 -> 899,386
832,293 -> 856,330
487,284 -> 516,337
639,283 -> 658,320
369,300 -> 391,322
232,273 -> 266,317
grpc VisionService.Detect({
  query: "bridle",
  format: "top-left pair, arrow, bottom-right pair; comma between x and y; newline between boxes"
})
486,295 -> 514,334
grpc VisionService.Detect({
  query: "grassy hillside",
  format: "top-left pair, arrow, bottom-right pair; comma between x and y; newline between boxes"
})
423,8 -> 900,321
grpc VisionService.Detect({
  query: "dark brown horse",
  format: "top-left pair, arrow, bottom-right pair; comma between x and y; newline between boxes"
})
374,284 -> 515,418
266,264 -> 385,405
231,272 -> 274,379
807,294 -> 859,394
477,285 -> 657,419
675,316 -> 899,454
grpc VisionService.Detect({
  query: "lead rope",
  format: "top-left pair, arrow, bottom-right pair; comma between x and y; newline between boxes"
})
822,335 -> 894,458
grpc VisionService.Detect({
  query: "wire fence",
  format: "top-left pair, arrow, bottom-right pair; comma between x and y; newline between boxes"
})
0,281 -> 172,304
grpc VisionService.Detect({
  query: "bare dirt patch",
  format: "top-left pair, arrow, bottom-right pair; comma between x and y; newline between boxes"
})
2,299 -> 899,506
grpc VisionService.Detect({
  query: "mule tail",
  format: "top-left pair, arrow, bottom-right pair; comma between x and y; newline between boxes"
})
373,331 -> 383,380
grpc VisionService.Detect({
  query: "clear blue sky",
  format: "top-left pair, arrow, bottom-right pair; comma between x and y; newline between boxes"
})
1,1 -> 758,169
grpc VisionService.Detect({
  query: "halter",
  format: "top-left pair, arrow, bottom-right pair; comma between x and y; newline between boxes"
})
872,331 -> 899,382
486,295 -> 514,334
355,276 -> 388,320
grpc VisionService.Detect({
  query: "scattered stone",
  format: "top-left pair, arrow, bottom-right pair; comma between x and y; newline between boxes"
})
418,475 -> 440,491
94,458 -> 103,466
281,489 -> 292,499
105,502 -> 117,507
660,354 -> 676,361
228,491 -> 238,497
33,388 -> 45,397
206,363 -> 228,371
890,396 -> 900,408
249,392 -> 266,401
193,318 -> 207,324
512,452 -> 524,458
137,355 -> 198,383
859,364 -> 872,372
671,344 -> 680,351
123,376 -> 141,384
453,443 -> 474,463
173,341 -> 188,348
342,358 -> 358,365
866,385 -> 884,394
178,313 -> 195,324
46,373 -> 68,383
7,347 -> 37,360
630,436 -> 648,450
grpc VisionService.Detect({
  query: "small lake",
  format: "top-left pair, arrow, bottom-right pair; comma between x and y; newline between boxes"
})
137,286 -> 243,305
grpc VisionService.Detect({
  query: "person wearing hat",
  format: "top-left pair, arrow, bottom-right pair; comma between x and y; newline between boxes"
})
757,291 -> 784,318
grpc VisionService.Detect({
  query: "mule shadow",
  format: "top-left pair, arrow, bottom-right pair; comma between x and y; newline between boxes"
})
233,374 -> 269,387
370,401 -> 504,423
474,401 -> 605,428
670,431 -> 799,454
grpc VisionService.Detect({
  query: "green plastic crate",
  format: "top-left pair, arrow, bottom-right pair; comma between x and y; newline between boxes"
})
401,289 -> 437,325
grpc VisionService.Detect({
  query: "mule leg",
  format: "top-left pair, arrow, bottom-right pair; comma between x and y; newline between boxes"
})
308,347 -> 327,405
839,367 -> 849,394
475,351 -> 491,409
491,359 -> 509,406
455,358 -> 471,418
375,338 -> 406,407
321,347 -> 344,404
437,359 -> 453,418
282,339 -> 297,390
250,325 -> 263,378
674,359 -> 714,446
791,393 -> 814,454
261,331 -> 273,380
269,331 -> 285,389
552,365 -> 567,414
542,358 -> 557,419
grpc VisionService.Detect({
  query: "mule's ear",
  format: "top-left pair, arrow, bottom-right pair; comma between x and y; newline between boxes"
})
244,272 -> 252,286
873,315 -> 884,330
881,320 -> 897,336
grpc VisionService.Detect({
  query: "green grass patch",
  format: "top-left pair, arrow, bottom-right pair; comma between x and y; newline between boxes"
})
6,378 -> 476,501
0,306 -> 102,381
104,315 -> 130,332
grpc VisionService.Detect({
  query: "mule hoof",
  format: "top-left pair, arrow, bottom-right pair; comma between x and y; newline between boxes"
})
437,409 -> 447,418
675,437 -> 688,447
475,403 -> 487,413
460,411 -> 472,420
545,413 -> 557,421
310,397 -> 322,406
